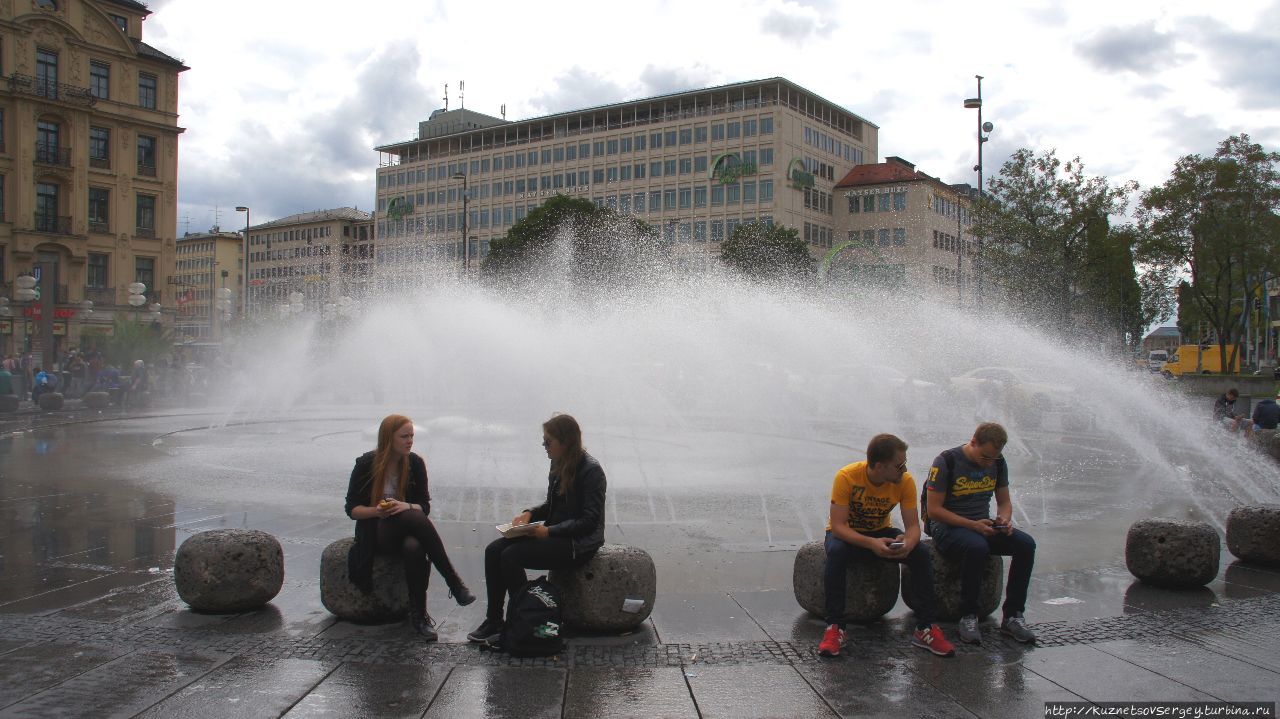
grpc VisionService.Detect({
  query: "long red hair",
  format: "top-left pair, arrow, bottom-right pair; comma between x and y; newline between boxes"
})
369,414 -> 411,504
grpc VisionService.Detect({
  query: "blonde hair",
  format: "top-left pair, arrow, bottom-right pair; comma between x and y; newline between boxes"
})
370,414 -> 411,504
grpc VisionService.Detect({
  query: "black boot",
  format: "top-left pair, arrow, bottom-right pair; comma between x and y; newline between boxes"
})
409,610 -> 438,641
448,580 -> 476,607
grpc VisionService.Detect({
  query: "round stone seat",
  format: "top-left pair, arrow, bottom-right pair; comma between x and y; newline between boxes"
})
1125,518 -> 1219,588
81,391 -> 110,410
0,394 -> 19,413
1226,505 -> 1280,566
37,392 -> 64,411
792,540 -> 899,622
174,528 -> 284,612
901,538 -> 1003,621
549,544 -> 656,632
320,537 -> 409,623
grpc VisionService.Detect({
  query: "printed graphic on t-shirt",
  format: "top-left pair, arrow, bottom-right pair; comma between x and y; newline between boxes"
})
845,486 -> 895,531
951,473 -> 997,496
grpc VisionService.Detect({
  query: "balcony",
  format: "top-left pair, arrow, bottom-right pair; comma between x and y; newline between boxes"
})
83,287 -> 116,305
35,142 -> 71,167
135,226 -> 155,239
137,163 -> 156,177
33,213 -> 72,234
88,220 -> 110,234
90,156 -> 110,170
7,73 -> 97,107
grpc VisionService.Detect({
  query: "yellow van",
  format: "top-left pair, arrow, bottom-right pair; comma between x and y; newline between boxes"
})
1161,345 -> 1240,377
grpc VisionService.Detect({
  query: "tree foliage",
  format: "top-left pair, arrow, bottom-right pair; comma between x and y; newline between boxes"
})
718,221 -> 812,282
974,148 -> 1139,340
104,315 -> 173,369
1136,134 -> 1280,371
481,195 -> 661,283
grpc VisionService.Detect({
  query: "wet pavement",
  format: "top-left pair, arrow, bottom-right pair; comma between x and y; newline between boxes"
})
1,403 -> 1278,717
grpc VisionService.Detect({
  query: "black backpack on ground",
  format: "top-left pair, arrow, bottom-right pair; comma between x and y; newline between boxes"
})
499,575 -> 564,657
920,448 -> 1006,536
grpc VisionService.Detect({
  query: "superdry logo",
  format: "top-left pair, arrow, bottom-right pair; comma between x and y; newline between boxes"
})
528,586 -> 558,608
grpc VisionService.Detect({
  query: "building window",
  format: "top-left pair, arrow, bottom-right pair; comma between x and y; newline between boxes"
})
138,72 -> 157,109
679,129 -> 692,145
694,127 -> 708,144
36,48 -> 58,98
35,182 -> 59,231
135,256 -> 155,291
759,180 -> 773,203
36,120 -> 60,163
664,159 -> 676,176
678,187 -> 691,209
137,135 -> 156,176
88,187 -> 109,232
863,195 -> 875,213
89,61 -> 109,99
893,228 -> 907,246
110,14 -> 127,32
89,126 -> 109,168
727,122 -> 741,139
761,116 -> 774,134
694,186 -> 707,207
711,185 -> 724,206
879,193 -> 891,212
136,193 -> 156,237
649,191 -> 661,211
679,158 -> 691,175
711,124 -> 724,141
761,148 -> 773,165
893,192 -> 907,211
87,253 -> 109,288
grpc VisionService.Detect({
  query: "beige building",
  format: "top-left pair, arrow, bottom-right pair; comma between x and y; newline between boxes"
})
831,157 -> 979,301
0,0 -> 185,359
170,229 -> 242,342
373,78 -> 878,274
245,208 -> 371,316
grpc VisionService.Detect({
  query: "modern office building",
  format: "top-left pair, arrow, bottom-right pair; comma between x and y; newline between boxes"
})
831,157 -> 979,301
244,207 -> 371,315
170,229 -> 242,342
0,0 -> 185,359
373,78 -> 878,274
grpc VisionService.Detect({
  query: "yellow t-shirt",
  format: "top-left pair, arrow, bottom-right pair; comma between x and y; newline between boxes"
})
824,461 -> 917,533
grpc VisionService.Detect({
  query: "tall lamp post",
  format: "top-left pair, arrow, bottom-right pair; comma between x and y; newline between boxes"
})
964,75 -> 993,309
235,206 -> 250,318
450,172 -> 469,273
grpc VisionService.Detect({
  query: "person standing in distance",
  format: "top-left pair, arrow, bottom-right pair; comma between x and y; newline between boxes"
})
925,422 -> 1036,644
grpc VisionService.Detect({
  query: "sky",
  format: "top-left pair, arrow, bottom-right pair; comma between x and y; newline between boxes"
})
140,0 -> 1280,232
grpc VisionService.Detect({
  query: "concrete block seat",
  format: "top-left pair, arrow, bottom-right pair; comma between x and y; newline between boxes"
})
792,540 -> 900,623
174,529 -> 284,612
320,537 -> 409,623
549,544 -> 657,632
0,394 -> 19,412
1226,505 -> 1280,566
1125,518 -> 1220,588
81,391 -> 110,410
36,392 -> 64,410
901,538 -> 1003,621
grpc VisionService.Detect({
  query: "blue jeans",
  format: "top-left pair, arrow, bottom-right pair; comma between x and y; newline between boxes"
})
931,523 -> 1036,618
824,529 -> 937,629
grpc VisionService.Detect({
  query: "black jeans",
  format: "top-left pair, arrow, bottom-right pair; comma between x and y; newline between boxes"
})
932,523 -> 1036,618
824,529 -> 938,629
483,536 -> 590,622
375,510 -> 463,615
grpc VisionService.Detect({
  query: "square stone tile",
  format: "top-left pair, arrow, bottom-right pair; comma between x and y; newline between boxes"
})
283,661 -> 449,718
649,592 -> 769,644
424,666 -> 565,719
684,665 -> 837,718
1020,644 -> 1217,702
0,642 -> 129,710
563,666 -> 697,719
133,655 -> 335,718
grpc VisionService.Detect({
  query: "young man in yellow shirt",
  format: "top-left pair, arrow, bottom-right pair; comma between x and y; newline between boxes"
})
819,434 -> 955,657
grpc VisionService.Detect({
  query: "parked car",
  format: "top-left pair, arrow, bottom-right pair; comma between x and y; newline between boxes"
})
948,367 -> 1089,430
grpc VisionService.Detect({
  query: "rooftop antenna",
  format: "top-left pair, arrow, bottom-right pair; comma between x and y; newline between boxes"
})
179,215 -> 192,235
459,80 -> 465,109
443,83 -> 449,111
212,205 -> 223,230
501,103 -> 506,120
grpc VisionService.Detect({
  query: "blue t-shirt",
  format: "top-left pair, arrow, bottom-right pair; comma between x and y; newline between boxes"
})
925,446 -> 1008,521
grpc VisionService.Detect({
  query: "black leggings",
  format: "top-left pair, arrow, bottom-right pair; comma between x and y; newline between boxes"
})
375,510 -> 462,615
483,536 -> 588,622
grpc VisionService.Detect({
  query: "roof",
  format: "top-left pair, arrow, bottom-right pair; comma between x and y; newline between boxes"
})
178,231 -> 241,242
376,76 -> 878,152
98,0 -> 151,15
1145,326 -> 1182,339
132,39 -> 188,70
249,208 -> 372,231
834,160 -> 962,196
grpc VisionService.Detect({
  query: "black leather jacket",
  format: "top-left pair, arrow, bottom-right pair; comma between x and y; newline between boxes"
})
343,451 -> 430,591
526,453 -> 606,558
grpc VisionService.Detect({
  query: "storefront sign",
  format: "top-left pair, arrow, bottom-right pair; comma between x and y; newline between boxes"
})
21,307 -> 77,319
52,321 -> 66,336
787,158 -> 815,189
709,153 -> 758,185
844,185 -> 909,196
0,319 -> 10,335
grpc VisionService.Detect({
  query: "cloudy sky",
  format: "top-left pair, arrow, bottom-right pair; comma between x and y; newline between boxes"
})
141,0 -> 1280,231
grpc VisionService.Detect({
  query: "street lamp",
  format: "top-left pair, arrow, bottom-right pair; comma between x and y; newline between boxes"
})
14,274 -> 36,356
235,206 -> 249,318
451,172 -> 469,273
964,75 -> 993,309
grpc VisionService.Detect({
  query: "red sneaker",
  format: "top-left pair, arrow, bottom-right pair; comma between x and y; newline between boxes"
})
911,624 -> 956,657
817,624 -> 846,657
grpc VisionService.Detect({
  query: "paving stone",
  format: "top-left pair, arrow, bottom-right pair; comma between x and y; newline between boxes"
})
649,592 -> 770,644
1093,637 -> 1280,701
684,665 -> 837,718
424,666 -> 565,719
800,655 -> 977,718
0,642 -> 128,710
55,578 -> 178,623
907,644 -> 1085,717
562,666 -> 697,719
1,649 -> 226,718
281,661 -> 449,718
1020,643 -> 1217,702
133,655 -> 334,718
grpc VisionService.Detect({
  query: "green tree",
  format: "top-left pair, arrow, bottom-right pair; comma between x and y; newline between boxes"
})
481,194 -> 661,283
1077,222 -> 1165,349
974,148 -> 1137,334
719,221 -> 812,282
104,315 -> 173,369
1136,134 -> 1280,372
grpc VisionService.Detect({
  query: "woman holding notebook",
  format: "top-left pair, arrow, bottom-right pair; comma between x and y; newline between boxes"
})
468,413 -> 607,644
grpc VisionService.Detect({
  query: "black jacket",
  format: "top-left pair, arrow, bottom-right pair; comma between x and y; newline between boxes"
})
1253,399 -> 1280,430
526,453 -> 607,558
343,451 -> 430,591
